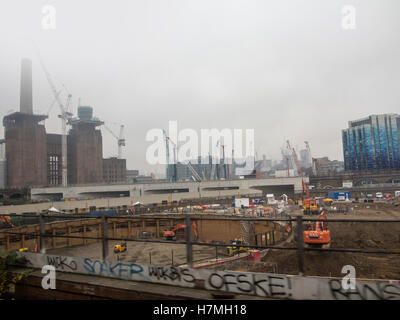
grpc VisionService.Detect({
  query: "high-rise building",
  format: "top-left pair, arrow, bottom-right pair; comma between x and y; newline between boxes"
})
299,149 -> 311,168
342,114 -> 400,171
312,157 -> 344,176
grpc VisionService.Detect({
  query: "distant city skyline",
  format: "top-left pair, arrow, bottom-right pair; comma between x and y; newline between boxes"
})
1,1 -> 399,176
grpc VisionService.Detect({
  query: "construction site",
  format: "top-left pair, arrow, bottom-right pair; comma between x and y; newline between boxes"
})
0,52 -> 399,301
42,204 -> 400,281
1,191 -> 400,299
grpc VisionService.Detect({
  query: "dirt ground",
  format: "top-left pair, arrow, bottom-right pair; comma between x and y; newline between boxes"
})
48,203 -> 400,279
48,241 -> 217,266
214,205 -> 400,279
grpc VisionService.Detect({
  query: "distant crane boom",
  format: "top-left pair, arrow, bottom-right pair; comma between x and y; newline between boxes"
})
163,132 -> 178,181
286,140 -> 298,176
187,161 -> 202,182
38,54 -> 72,187
104,124 -> 125,159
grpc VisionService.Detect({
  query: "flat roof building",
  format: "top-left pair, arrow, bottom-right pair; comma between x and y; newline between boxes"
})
103,157 -> 126,183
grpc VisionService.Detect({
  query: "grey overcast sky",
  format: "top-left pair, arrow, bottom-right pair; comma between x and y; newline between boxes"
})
0,0 -> 399,176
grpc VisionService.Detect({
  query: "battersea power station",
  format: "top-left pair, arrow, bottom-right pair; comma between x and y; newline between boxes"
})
1,59 -> 126,189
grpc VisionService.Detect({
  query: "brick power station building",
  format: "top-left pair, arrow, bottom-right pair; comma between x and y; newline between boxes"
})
2,59 -> 125,189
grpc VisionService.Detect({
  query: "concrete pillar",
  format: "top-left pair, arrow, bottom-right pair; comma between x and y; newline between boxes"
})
101,216 -> 108,260
185,215 -> 193,267
296,216 -> 304,275
21,234 -> 25,249
113,222 -> 116,238
6,235 -> 10,250
67,226 -> 72,246
83,225 -> 87,245
128,221 -> 131,238
52,229 -> 56,248
39,214 -> 46,253
156,220 -> 160,239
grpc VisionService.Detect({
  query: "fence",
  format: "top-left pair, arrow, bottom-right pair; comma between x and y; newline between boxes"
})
0,213 -> 400,273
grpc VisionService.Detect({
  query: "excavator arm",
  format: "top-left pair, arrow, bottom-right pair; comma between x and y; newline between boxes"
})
171,223 -> 186,233
192,222 -> 198,240
1,216 -> 14,228
302,179 -> 310,198
164,222 -> 198,240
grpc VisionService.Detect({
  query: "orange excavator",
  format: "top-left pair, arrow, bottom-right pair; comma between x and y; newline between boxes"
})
0,216 -> 14,228
162,222 -> 198,241
303,211 -> 330,248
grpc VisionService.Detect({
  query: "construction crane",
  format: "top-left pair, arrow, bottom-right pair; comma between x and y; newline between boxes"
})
230,148 -> 234,179
162,130 -> 171,180
304,141 -> 311,165
286,140 -> 303,177
286,141 -> 297,176
216,139 -> 227,179
292,148 -> 303,177
38,55 -> 72,187
210,153 -> 216,180
186,161 -> 202,182
103,124 -> 125,159
305,141 -> 317,175
163,131 -> 178,181
286,157 -> 290,177
255,152 -> 262,179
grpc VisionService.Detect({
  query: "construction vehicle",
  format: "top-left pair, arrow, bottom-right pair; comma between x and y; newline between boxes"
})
38,52 -> 73,187
162,222 -> 198,241
0,216 -> 14,228
226,238 -> 250,256
18,248 -> 28,252
302,179 -> 319,215
303,211 -> 330,248
303,198 -> 319,215
114,242 -> 127,253
322,198 -> 334,206
287,140 -> 318,214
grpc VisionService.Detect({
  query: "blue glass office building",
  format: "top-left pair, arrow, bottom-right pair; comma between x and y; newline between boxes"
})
342,114 -> 400,171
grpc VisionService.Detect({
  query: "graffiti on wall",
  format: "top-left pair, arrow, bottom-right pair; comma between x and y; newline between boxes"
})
17,252 -> 400,300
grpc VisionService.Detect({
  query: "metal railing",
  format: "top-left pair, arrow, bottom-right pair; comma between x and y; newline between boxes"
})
0,213 -> 399,273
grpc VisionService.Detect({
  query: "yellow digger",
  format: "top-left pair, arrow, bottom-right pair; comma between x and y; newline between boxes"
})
114,242 -> 127,253
226,238 -> 249,256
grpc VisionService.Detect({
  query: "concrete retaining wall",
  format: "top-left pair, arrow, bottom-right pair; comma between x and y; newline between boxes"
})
14,252 -> 400,300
